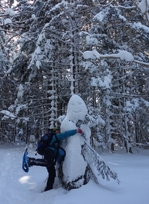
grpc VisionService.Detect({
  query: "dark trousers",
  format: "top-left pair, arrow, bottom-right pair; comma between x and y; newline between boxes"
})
28,148 -> 56,191
45,165 -> 56,191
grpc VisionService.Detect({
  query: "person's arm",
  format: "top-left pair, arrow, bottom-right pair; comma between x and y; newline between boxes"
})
51,129 -> 83,144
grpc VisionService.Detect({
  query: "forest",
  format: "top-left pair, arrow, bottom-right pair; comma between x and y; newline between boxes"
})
0,0 -> 149,153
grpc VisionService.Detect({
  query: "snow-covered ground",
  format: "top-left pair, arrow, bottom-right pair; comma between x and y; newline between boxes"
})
0,143 -> 149,204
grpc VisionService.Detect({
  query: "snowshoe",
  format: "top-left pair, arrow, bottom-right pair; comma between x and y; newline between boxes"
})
22,148 -> 29,173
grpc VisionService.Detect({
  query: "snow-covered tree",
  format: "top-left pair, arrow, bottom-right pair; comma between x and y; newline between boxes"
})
0,0 -> 149,150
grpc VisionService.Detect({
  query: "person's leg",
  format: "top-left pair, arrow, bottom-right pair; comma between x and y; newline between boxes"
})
44,165 -> 56,191
28,157 -> 47,167
44,148 -> 57,191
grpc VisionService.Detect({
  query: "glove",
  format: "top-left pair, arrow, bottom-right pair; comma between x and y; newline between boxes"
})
77,128 -> 83,134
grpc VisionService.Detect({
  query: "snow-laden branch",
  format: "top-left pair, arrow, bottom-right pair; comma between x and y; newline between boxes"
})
83,50 -> 149,67
0,110 -> 16,120
83,50 -> 134,61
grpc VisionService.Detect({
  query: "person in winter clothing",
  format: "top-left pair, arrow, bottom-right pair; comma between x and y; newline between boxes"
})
27,128 -> 83,191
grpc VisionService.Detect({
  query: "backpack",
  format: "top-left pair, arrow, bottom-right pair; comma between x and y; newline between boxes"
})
36,131 -> 66,163
36,131 -> 55,156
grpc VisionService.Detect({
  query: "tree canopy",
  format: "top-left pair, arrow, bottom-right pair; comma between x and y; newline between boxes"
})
0,0 -> 149,152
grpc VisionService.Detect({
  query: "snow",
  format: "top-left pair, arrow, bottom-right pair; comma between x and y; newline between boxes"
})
4,8 -> 16,16
17,84 -> 24,98
132,22 -> 149,33
65,94 -> 88,125
31,14 -> 37,20
125,99 -> 140,112
15,104 -> 28,116
1,94 -> 149,203
116,50 -> 134,61
0,110 -> 16,120
83,50 -> 100,59
91,73 -> 113,88
94,9 -> 109,22
36,60 -> 41,69
60,95 -> 88,187
138,0 -> 149,14
0,144 -> 149,204
83,50 -> 134,61
86,36 -> 98,45
4,18 -> 12,25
